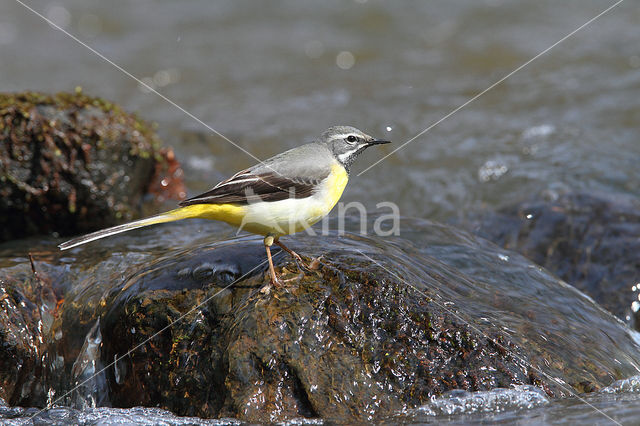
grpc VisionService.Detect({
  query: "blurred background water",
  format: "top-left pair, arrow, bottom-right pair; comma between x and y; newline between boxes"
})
2,0 -> 638,222
1,0 -> 639,423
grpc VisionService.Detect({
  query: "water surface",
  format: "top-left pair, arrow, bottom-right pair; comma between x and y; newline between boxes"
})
1,0 -> 638,221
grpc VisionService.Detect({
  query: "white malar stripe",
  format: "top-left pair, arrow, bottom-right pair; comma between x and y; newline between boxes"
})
337,148 -> 359,163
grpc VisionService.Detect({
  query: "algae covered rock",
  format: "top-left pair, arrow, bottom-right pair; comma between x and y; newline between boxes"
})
98,247 -> 536,422
0,90 -> 185,241
42,220 -> 640,423
467,192 -> 640,327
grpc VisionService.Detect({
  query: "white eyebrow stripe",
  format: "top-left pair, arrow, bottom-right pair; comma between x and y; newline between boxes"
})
332,133 -> 358,140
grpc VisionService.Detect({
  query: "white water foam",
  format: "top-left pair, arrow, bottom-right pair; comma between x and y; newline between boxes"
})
407,385 -> 549,416
600,375 -> 640,394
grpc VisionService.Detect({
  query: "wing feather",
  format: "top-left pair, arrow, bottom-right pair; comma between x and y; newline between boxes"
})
179,168 -> 327,206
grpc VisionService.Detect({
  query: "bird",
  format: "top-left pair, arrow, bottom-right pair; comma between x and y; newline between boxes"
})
59,126 -> 390,287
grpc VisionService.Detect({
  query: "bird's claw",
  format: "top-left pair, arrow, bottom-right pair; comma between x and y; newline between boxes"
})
307,255 -> 324,271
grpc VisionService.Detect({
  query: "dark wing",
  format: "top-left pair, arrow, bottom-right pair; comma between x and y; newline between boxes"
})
179,168 -> 327,206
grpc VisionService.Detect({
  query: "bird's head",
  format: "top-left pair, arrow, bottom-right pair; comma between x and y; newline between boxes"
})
319,125 -> 390,170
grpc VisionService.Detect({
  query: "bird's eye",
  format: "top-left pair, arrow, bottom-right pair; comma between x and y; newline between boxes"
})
346,135 -> 358,143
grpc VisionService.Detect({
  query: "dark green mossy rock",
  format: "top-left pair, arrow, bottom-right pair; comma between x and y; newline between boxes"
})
0,90 -> 184,241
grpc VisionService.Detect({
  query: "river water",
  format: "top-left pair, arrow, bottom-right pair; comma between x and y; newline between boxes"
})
1,0 -> 639,424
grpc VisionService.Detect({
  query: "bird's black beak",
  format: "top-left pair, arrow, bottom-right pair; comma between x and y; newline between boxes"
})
367,139 -> 391,146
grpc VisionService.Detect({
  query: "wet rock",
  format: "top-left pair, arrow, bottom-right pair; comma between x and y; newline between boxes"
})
0,90 -> 185,241
44,221 -> 640,423
465,192 -> 640,327
0,260 -> 61,406
0,277 -> 39,406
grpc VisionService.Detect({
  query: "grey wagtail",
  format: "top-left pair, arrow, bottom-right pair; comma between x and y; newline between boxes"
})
59,126 -> 390,286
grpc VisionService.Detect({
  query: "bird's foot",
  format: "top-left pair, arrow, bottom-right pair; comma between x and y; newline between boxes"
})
260,275 -> 283,294
306,255 -> 324,271
260,282 -> 272,294
290,250 -> 305,266
287,252 -> 324,275
262,238 -> 325,294
282,270 -> 305,283
275,240 -> 311,272
291,254 -> 311,273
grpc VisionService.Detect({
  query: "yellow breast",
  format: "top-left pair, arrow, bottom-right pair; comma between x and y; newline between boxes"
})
322,162 -> 349,214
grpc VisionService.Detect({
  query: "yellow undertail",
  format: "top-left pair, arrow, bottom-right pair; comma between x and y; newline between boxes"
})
58,203 -> 247,250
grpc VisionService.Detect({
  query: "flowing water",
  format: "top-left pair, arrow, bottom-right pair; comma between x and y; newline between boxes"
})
1,0 -> 639,424
3,218 -> 640,424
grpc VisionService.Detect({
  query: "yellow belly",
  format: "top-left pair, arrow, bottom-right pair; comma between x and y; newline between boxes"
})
174,163 -> 349,236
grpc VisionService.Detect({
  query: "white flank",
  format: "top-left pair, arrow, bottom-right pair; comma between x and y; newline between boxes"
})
238,176 -> 333,235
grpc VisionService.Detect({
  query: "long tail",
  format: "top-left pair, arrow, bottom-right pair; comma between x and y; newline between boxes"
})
58,206 -> 205,250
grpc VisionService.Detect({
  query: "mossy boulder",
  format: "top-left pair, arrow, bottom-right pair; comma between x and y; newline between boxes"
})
98,252 -> 540,422
0,90 -> 185,241
40,223 -> 640,423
